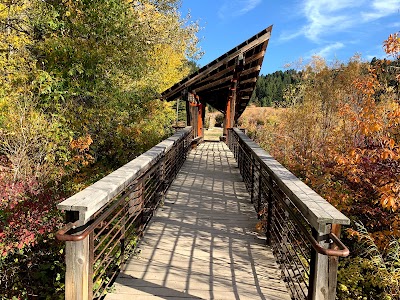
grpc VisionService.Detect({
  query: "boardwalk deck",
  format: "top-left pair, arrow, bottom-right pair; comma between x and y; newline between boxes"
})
105,142 -> 290,300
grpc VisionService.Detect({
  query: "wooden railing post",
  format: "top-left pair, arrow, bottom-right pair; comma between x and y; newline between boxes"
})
327,224 -> 342,300
65,233 -> 92,300
309,224 -> 332,300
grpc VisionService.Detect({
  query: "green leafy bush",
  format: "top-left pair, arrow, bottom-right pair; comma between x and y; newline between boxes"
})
215,113 -> 224,127
338,223 -> 400,300
0,240 -> 65,300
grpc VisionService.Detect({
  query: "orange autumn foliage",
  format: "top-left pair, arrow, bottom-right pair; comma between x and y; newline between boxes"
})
242,34 -> 400,251
66,134 -> 94,169
334,66 -> 400,212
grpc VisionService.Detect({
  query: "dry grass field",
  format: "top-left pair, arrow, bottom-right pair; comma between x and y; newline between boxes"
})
238,105 -> 286,126
204,105 -> 285,134
204,127 -> 223,141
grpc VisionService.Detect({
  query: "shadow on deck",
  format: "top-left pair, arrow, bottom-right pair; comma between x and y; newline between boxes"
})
105,142 -> 290,300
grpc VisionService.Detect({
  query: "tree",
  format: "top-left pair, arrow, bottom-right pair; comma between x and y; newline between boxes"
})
240,34 -> 400,298
0,1 -> 201,297
250,69 -> 301,107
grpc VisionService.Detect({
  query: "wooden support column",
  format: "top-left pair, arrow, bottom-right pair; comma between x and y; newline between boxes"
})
189,102 -> 198,137
65,234 -> 92,300
197,102 -> 204,139
202,101 -> 206,134
230,91 -> 237,127
185,92 -> 204,139
224,89 -> 237,136
309,224 -> 332,300
224,96 -> 232,136
224,53 -> 243,138
184,90 -> 191,126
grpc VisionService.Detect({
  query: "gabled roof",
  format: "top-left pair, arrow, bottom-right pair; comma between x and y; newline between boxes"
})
161,25 -> 272,119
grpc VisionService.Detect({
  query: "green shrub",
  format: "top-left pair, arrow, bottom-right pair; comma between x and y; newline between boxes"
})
338,223 -> 400,300
215,113 -> 224,127
0,239 -> 65,300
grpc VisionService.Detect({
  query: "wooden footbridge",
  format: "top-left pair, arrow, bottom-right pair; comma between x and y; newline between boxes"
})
56,26 -> 350,300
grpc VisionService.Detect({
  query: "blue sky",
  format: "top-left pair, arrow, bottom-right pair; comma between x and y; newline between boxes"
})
179,0 -> 400,74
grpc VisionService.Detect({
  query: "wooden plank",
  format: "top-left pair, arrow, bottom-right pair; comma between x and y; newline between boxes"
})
193,75 -> 234,93
105,141 -> 290,300
243,50 -> 266,65
239,65 -> 261,77
193,65 -> 236,88
239,88 -> 255,93
239,77 -> 258,85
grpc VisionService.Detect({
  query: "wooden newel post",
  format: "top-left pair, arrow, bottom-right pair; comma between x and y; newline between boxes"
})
309,224 -> 339,300
65,233 -> 92,300
185,92 -> 203,140
197,102 -> 204,139
327,224 -> 342,299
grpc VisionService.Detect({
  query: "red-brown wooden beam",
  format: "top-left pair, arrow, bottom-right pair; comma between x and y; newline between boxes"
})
197,102 -> 204,139
185,92 -> 204,140
223,54 -> 243,136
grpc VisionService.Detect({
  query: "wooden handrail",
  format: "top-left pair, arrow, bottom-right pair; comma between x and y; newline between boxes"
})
278,193 -> 349,257
228,128 -> 350,300
57,127 -> 193,226
232,128 -> 350,230
56,127 -> 193,300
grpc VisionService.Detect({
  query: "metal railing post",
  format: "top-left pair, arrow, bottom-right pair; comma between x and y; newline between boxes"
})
250,156 -> 255,204
257,168 -> 262,217
266,176 -> 273,246
234,136 -> 237,159
238,141 -> 242,172
158,153 -> 166,203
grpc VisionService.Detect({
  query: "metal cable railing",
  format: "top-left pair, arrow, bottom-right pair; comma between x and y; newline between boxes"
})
56,127 -> 193,299
228,128 -> 349,300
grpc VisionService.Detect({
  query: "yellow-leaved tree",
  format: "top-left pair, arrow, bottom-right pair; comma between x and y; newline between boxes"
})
0,1 -> 202,298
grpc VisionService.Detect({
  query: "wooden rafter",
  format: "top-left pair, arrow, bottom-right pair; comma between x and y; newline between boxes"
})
161,25 -> 272,119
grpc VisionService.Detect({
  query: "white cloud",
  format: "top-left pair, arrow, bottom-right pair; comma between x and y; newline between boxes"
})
279,30 -> 303,42
302,0 -> 361,42
218,0 -> 262,19
280,0 -> 400,43
362,0 -> 400,21
313,42 -> 344,57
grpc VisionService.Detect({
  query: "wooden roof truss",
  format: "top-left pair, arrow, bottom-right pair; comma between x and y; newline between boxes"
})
161,25 -> 272,120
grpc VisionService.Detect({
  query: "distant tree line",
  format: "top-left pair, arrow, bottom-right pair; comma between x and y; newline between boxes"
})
250,70 -> 302,107
250,57 -> 399,108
